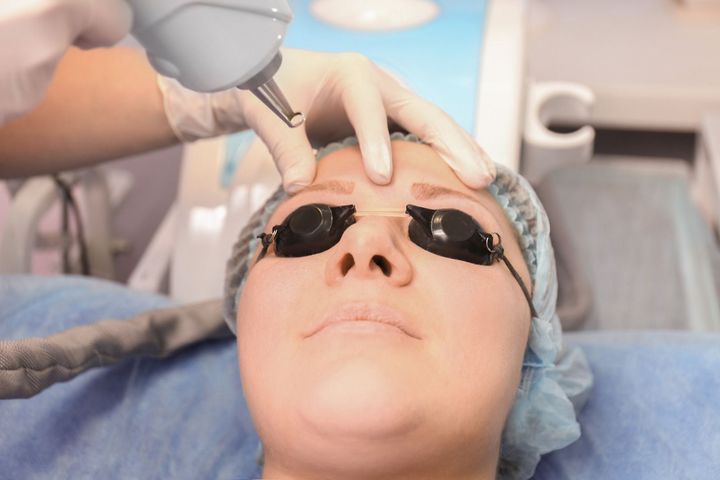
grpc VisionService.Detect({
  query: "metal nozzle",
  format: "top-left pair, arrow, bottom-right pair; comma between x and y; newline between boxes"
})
243,78 -> 305,128
237,52 -> 304,128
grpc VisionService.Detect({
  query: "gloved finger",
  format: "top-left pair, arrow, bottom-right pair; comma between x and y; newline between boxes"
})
387,91 -> 494,188
339,68 -> 393,184
380,79 -> 495,189
454,123 -> 496,182
238,91 -> 317,194
74,0 -> 133,49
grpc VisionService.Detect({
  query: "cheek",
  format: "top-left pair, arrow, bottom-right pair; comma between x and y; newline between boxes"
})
427,262 -> 528,348
421,261 -> 529,409
235,271 -> 274,389
235,261 -> 320,386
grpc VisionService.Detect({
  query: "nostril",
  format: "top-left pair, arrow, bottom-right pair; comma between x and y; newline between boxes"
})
336,254 -> 394,277
372,255 -> 392,276
340,254 -> 354,276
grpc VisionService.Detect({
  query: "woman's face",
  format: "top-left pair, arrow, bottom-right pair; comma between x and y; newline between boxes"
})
236,141 -> 532,479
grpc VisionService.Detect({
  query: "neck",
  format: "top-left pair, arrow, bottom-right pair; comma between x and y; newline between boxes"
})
261,456 -> 497,480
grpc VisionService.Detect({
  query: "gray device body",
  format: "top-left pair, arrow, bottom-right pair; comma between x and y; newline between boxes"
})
126,0 -> 293,93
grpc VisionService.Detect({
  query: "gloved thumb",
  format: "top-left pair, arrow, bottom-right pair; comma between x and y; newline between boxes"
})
271,127 -> 317,194
74,0 -> 133,49
245,109 -> 317,193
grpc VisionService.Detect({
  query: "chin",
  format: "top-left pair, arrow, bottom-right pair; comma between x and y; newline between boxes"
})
297,356 -> 425,441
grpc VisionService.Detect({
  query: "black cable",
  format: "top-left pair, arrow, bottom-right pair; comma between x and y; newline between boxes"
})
53,176 -> 91,276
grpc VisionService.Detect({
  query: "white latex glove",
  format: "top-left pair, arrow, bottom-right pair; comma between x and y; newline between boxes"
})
158,49 -> 496,193
0,0 -> 132,124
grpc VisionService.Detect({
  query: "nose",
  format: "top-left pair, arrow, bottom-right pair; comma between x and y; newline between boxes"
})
324,217 -> 414,287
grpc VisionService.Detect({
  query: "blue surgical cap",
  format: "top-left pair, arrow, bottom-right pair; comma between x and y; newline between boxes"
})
224,133 -> 593,479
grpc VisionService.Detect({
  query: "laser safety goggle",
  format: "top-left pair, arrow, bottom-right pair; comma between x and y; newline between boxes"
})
257,204 -> 537,317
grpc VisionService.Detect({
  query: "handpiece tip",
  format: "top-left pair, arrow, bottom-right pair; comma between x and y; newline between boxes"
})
289,112 -> 305,128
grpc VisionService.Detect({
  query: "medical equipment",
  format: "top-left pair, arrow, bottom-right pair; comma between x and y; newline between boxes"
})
126,0 -> 304,128
256,202 -> 537,317
0,169 -> 124,279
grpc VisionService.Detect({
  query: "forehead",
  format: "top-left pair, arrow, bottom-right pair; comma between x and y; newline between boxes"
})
317,141 -> 470,197
318,141 -> 450,182
281,141 -> 510,226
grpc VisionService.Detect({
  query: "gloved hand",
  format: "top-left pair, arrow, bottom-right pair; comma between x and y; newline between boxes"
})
158,49 -> 495,192
0,0 -> 132,124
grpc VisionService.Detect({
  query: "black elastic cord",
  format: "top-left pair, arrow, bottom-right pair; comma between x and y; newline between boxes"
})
500,254 -> 538,318
53,176 -> 91,275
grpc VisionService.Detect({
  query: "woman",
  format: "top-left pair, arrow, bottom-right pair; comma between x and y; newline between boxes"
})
225,133 -> 592,479
0,134 -> 590,479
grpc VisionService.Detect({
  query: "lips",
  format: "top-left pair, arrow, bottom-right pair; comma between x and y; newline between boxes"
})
304,302 -> 421,339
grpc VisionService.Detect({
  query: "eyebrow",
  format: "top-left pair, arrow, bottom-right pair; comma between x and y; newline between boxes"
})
410,182 -> 482,204
299,180 -> 355,194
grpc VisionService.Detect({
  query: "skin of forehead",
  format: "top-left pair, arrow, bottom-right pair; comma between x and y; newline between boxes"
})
263,140 -> 532,289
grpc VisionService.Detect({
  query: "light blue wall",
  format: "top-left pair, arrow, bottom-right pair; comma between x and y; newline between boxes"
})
285,0 -> 489,132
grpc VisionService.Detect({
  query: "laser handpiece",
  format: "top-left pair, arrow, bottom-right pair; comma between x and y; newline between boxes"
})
238,52 -> 305,128
125,0 -> 304,128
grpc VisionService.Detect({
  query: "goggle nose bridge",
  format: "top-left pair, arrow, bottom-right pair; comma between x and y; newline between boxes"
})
353,209 -> 408,218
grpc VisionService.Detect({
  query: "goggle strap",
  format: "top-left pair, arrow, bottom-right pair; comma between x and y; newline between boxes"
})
499,254 -> 538,318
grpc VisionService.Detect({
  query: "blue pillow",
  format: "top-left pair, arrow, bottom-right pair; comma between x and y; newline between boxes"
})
534,331 -> 720,479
